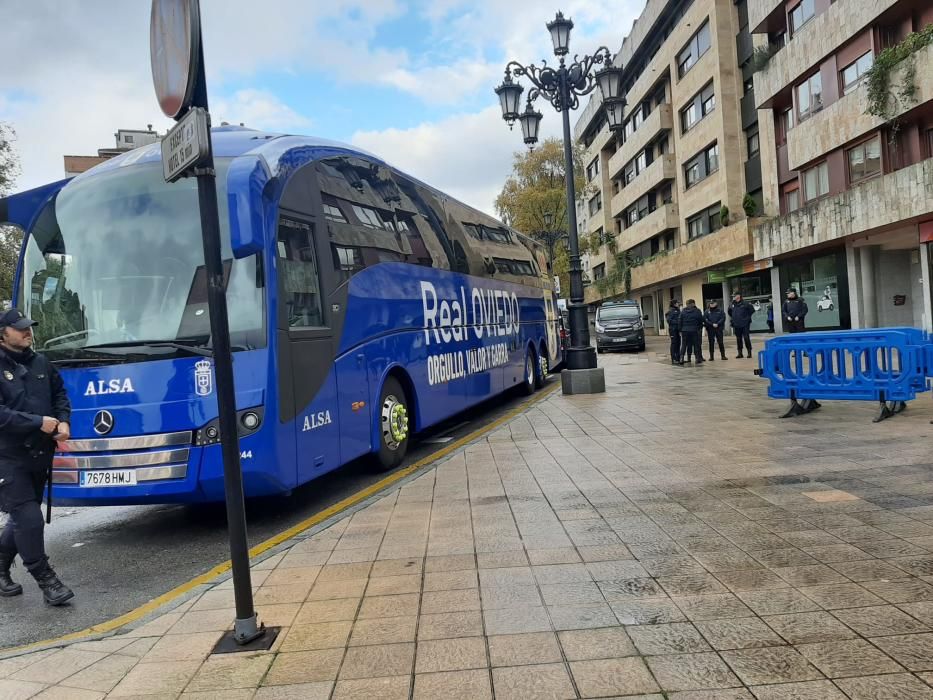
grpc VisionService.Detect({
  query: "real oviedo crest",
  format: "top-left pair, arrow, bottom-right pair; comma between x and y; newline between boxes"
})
194,359 -> 214,397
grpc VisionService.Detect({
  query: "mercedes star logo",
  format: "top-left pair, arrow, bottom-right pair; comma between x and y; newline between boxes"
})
93,410 -> 115,436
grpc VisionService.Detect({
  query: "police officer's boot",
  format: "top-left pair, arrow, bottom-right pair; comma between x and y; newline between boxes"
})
0,550 -> 23,597
30,562 -> 74,606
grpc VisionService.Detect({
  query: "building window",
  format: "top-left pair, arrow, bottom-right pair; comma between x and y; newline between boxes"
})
124,134 -> 134,144
586,157 -> 600,182
841,51 -> 873,94
686,202 -> 722,240
593,263 -> 606,281
588,192 -> 602,216
783,183 -> 800,213
747,131 -> 760,157
351,204 -> 384,229
323,202 -> 347,222
677,20 -> 711,78
847,136 -> 881,183
777,107 -> 795,144
789,0 -> 814,36
802,161 -> 829,201
332,245 -> 363,281
683,142 -> 719,189
680,82 -> 715,133
796,72 -> 823,122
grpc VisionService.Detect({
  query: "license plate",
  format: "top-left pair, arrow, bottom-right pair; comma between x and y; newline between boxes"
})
80,470 -> 137,487
614,337 -> 628,342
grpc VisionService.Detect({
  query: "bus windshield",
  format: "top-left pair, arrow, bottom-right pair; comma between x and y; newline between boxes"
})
19,160 -> 265,360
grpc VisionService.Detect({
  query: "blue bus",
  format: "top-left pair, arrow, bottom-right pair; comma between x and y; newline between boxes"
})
0,127 -> 561,505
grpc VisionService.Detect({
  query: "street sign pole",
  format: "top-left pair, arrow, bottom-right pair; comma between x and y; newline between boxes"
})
151,0 -> 272,650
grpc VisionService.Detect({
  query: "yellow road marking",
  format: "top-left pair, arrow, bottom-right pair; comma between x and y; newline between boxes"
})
5,381 -> 559,655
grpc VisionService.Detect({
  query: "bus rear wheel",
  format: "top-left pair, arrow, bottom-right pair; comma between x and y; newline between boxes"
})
520,347 -> 537,396
376,377 -> 410,471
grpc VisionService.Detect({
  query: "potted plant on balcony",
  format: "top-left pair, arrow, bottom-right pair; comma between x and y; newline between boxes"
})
720,205 -> 730,227
742,194 -> 757,217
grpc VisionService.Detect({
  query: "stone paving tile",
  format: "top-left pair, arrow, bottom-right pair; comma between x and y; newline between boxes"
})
412,669 -> 492,700
491,663 -> 576,700
547,603 -> 618,630
610,598 -> 687,624
695,617 -> 785,650
414,637 -> 487,674
797,583 -> 886,609
831,604 -> 931,637
488,632 -> 562,667
339,643 -> 415,681
762,611 -> 858,645
833,672 -> 933,699
569,657 -> 660,697
749,679 -> 849,699
720,647 -> 823,685
673,593 -> 754,621
627,622 -> 711,655
869,632 -> 933,671
862,577 -> 933,603
646,652 -> 742,692
262,649 -> 344,685
418,610 -> 484,639
185,653 -> 274,692
108,660 -> 202,696
796,638 -> 903,678
348,616 -> 418,647
331,675 -> 410,700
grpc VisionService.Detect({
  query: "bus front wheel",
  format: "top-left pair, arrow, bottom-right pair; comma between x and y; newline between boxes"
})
376,377 -> 410,471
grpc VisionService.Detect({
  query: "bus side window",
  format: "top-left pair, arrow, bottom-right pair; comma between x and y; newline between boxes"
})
277,216 -> 325,328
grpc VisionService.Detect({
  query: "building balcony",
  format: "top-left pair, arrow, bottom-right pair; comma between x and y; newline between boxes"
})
787,43 -> 933,171
754,0 -> 899,109
741,90 -> 758,130
745,154 -> 763,193
618,203 -> 679,251
754,159 -> 933,260
630,218 -> 757,291
748,0 -> 784,35
607,105 -> 674,180
610,154 -> 676,217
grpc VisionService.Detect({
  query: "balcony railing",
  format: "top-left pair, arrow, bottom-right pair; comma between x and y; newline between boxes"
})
754,159 -> 933,260
607,105 -> 673,180
611,154 -> 676,217
617,203 -> 679,251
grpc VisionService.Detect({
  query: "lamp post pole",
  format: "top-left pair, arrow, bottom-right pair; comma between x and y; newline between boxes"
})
496,11 -> 626,392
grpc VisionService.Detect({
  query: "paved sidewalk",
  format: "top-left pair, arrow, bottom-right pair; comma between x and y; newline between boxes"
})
5,347 -> 933,699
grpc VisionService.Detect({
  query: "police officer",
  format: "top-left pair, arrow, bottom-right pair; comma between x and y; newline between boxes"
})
0,309 -> 74,605
728,292 -> 755,358
783,288 -> 808,333
704,301 -> 728,361
665,299 -> 682,365
679,299 -> 705,365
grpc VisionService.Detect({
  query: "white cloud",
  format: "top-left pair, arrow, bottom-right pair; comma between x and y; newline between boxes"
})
212,90 -> 311,132
351,105 -> 563,218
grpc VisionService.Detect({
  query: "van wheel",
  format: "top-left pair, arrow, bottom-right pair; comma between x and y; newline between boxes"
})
520,347 -> 536,396
375,377 -> 410,471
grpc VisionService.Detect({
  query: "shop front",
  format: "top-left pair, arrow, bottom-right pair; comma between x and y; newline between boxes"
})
778,247 -> 850,330
709,260 -> 773,333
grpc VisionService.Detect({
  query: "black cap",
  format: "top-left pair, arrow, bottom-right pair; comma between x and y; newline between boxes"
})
0,309 -> 38,331
786,287 -> 797,295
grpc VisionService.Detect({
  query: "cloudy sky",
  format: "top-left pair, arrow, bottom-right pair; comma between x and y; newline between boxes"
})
1,0 -> 640,215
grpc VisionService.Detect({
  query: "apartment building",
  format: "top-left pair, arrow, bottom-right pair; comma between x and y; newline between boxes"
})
574,0 -> 772,334
751,0 -> 933,331
63,127 -> 161,177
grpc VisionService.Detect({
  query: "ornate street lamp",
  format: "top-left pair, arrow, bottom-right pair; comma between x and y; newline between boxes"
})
494,10 -> 625,384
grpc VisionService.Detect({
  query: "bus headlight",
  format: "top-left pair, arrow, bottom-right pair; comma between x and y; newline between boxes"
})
196,407 -> 264,446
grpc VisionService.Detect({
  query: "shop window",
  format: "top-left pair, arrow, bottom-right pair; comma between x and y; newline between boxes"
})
796,72 -> 823,122
847,136 -> 881,183
802,161 -> 829,201
789,0 -> 814,36
677,20 -> 711,77
841,51 -> 873,94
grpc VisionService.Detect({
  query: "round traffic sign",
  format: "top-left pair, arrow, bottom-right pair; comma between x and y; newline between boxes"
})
150,0 -> 201,120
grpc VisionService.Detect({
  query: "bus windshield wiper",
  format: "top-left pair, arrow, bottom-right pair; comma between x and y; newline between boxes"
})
82,339 -> 214,357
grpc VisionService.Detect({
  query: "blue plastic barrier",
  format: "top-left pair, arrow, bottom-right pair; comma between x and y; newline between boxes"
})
756,328 -> 933,421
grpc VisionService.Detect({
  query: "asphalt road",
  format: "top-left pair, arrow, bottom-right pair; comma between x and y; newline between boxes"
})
0,383 -> 549,651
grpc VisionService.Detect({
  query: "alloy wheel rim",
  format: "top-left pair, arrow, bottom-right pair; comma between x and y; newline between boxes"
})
381,395 -> 409,451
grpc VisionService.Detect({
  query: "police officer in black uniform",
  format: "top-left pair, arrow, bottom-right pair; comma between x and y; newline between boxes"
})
665,299 -> 682,365
704,301 -> 728,361
0,309 -> 74,605
783,288 -> 809,333
679,299 -> 705,365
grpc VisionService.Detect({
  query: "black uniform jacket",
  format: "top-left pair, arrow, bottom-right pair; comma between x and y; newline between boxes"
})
0,347 -> 71,475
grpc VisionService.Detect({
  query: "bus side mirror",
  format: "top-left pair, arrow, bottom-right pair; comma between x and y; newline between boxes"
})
227,157 -> 270,259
